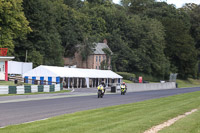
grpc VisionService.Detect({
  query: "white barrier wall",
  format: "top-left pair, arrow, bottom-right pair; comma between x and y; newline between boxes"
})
31,85 -> 38,93
55,84 -> 61,91
0,84 -> 63,94
126,82 -> 176,92
44,85 -> 50,92
0,86 -> 9,94
17,86 -> 24,94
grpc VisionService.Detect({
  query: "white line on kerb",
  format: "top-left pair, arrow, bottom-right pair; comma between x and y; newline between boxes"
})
144,109 -> 198,133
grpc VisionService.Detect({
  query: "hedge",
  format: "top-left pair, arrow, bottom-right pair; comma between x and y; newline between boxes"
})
116,72 -> 136,80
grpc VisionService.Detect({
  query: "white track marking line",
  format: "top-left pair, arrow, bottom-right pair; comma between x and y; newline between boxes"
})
144,109 -> 198,133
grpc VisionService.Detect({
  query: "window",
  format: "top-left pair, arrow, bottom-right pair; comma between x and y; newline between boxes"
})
96,56 -> 98,62
96,66 -> 98,69
99,66 -> 101,69
103,55 -> 105,61
99,56 -> 101,62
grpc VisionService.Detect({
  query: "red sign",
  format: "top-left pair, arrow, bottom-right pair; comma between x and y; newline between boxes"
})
139,76 -> 143,83
0,48 -> 8,56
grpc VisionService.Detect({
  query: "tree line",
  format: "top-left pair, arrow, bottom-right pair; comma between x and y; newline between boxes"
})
0,0 -> 200,79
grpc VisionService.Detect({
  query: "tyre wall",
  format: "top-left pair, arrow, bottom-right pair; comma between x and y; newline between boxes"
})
0,84 -> 62,94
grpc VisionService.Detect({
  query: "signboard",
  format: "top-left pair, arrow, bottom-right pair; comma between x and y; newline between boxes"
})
139,76 -> 143,83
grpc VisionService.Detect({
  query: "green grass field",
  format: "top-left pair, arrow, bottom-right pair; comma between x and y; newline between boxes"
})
0,81 -> 15,86
122,79 -> 133,83
160,109 -> 200,133
176,78 -> 200,88
0,81 -> 31,86
1,91 -> 200,133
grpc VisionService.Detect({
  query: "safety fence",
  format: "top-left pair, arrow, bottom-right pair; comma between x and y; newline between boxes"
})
0,84 -> 63,95
126,82 -> 176,92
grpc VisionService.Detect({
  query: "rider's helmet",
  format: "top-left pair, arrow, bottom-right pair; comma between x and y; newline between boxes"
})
122,82 -> 125,85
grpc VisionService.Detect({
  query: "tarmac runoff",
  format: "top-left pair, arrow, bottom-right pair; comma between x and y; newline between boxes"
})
0,87 -> 115,104
0,92 -> 115,104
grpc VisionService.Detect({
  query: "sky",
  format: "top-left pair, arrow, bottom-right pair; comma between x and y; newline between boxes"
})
113,0 -> 200,8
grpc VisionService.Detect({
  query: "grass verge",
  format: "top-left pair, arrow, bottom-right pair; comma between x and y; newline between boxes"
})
0,81 -> 31,86
0,81 -> 15,86
159,109 -> 200,133
1,91 -> 200,133
176,78 -> 200,88
122,79 -> 133,83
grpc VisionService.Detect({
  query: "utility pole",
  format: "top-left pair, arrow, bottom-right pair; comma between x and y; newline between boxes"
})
25,50 -> 28,62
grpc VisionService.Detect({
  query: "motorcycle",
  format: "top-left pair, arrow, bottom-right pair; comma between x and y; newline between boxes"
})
121,87 -> 126,95
98,89 -> 104,98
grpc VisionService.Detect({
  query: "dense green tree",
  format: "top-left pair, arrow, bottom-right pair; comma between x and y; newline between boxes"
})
121,0 -> 155,14
16,0 -> 64,66
82,1 -> 170,77
155,4 -> 198,78
0,0 -> 31,55
86,0 -> 112,4
189,5 -> 200,49
80,36 -> 96,68
124,1 -> 198,78
52,1 -> 88,57
63,0 -> 83,8
8,0 -> 199,79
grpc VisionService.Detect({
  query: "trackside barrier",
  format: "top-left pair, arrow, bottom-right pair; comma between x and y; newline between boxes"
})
50,85 -> 55,92
0,86 -> 9,94
55,84 -> 60,91
126,82 -> 176,92
44,85 -> 49,92
31,85 -> 38,93
17,86 -> 24,94
0,84 -> 63,94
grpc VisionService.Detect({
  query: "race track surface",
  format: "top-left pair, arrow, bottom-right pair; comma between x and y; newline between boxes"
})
0,87 -> 200,127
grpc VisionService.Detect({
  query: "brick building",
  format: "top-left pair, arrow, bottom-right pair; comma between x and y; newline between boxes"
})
64,41 -> 112,70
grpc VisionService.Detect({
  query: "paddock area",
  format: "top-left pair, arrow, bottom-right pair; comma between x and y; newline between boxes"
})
23,65 -> 122,88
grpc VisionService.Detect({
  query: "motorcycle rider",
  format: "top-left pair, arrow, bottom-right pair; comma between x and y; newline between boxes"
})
98,81 -> 105,94
121,82 -> 127,93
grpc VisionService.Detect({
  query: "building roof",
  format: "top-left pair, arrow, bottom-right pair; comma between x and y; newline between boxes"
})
0,56 -> 15,61
93,43 -> 112,55
23,65 -> 122,79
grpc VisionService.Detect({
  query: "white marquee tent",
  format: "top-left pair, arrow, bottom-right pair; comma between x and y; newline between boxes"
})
23,65 -> 123,88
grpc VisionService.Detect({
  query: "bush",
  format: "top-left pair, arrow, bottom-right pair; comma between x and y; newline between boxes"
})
116,72 -> 136,80
134,72 -> 161,82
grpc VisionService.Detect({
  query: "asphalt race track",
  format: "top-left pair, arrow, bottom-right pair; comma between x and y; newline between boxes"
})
0,87 -> 200,127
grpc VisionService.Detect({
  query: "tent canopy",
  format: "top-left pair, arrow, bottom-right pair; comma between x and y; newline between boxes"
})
23,65 -> 123,79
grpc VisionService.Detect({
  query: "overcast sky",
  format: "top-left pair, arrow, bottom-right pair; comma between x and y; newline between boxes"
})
113,0 -> 200,8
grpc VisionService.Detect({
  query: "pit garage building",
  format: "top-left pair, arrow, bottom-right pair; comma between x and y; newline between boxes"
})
23,65 -> 123,88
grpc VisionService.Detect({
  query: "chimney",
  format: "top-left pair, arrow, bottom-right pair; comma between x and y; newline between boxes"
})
103,39 -> 107,44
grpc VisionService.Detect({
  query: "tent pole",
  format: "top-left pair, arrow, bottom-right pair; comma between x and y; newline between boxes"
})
96,78 -> 97,87
94,78 -> 96,87
92,79 -> 93,88
72,78 -> 74,88
68,78 -> 70,89
85,78 -> 86,88
107,78 -> 108,87
77,78 -> 78,88
81,78 -> 82,88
